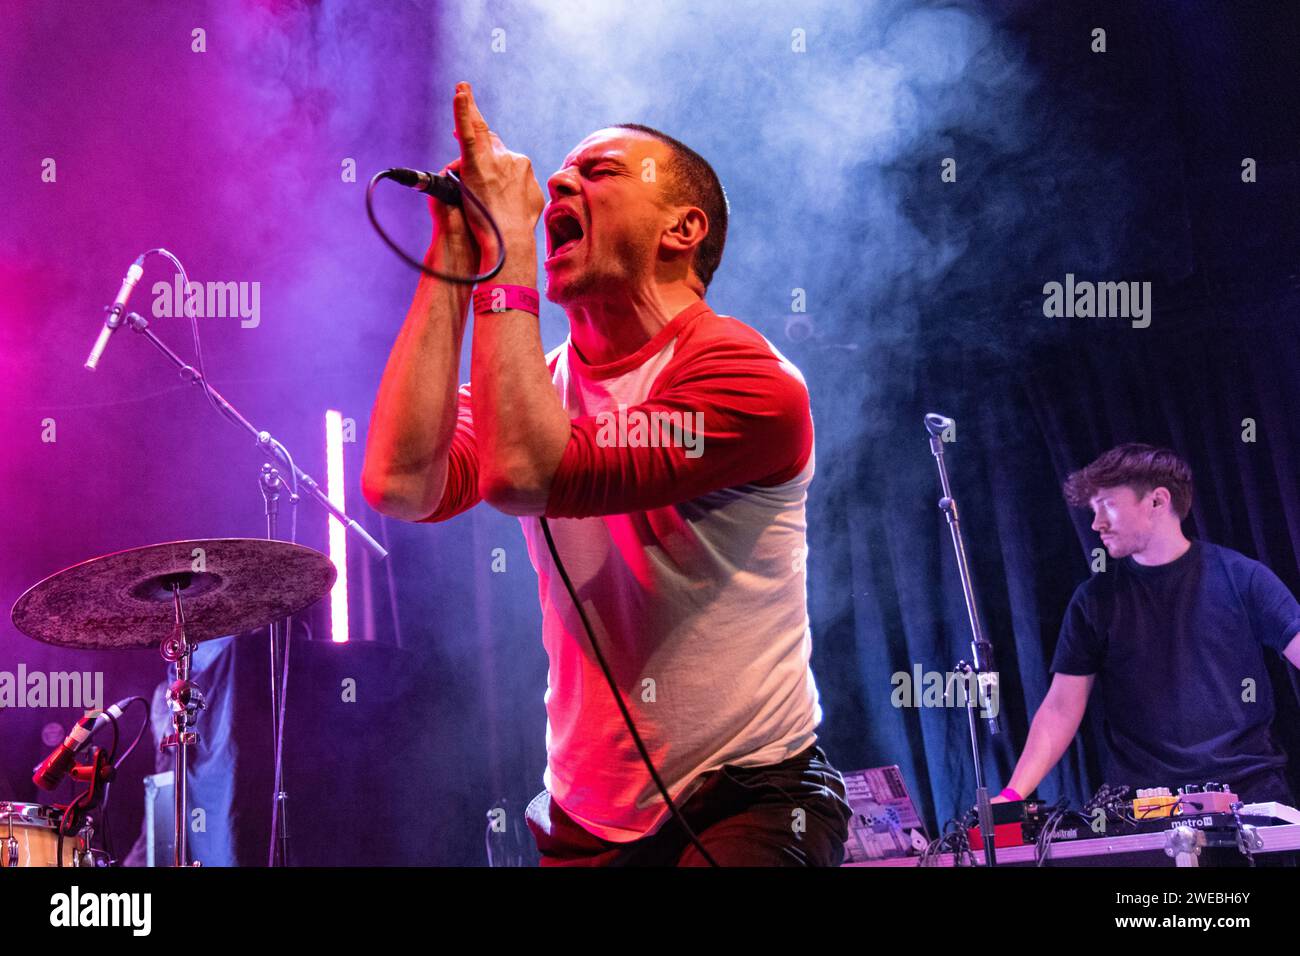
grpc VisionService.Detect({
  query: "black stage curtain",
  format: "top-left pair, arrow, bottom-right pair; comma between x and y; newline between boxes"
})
805,295 -> 1300,832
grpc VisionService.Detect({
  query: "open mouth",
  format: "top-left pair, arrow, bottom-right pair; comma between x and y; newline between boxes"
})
545,209 -> 584,262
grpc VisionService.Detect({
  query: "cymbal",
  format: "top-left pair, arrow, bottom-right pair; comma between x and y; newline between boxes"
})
11,539 -> 337,650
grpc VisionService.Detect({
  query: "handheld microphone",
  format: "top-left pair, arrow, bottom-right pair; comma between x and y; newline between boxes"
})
383,167 -> 463,207
367,164 -> 503,282
85,255 -> 146,370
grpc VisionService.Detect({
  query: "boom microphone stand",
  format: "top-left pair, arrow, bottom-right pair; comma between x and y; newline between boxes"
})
924,413 -> 1002,867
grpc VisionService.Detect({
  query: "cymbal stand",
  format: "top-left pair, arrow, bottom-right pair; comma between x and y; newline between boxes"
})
160,579 -> 205,867
261,464 -> 293,867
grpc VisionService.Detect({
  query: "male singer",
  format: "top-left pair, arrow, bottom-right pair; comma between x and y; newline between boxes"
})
362,82 -> 852,866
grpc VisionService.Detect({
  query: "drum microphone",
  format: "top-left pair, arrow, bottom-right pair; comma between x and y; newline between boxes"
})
31,697 -> 136,790
85,254 -> 146,371
382,167 -> 463,207
32,714 -> 98,791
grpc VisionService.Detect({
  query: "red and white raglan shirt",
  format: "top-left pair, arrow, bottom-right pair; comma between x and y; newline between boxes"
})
421,298 -> 823,841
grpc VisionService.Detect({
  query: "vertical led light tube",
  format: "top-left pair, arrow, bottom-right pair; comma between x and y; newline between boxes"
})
325,409 -> 349,643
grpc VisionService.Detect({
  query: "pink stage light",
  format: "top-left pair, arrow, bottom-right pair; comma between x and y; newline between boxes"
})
325,409 -> 349,643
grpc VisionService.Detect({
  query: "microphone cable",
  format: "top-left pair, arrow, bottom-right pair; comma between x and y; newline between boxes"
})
539,517 -> 719,867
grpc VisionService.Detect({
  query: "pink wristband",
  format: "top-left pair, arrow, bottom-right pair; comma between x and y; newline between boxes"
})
473,283 -> 539,316
998,787 -> 1023,801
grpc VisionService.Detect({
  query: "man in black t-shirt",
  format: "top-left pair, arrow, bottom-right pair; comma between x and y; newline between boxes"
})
996,444 -> 1300,807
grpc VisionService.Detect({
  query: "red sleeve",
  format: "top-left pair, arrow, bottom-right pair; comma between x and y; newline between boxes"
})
417,383 -> 482,523
543,334 -> 813,519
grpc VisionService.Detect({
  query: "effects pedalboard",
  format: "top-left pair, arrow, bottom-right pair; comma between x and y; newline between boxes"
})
968,783 -> 1298,851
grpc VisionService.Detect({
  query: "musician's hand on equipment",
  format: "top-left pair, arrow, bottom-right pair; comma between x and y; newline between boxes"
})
989,795 -> 1009,804
451,81 -> 544,267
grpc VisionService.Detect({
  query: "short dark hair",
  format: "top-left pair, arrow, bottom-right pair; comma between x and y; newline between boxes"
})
1063,443 -> 1194,520
613,123 -> 729,291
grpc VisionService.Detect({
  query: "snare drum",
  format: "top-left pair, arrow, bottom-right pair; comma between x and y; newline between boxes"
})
0,802 -> 93,867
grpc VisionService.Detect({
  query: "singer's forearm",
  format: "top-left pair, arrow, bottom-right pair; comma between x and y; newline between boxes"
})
470,238 -> 570,515
362,246 -> 472,520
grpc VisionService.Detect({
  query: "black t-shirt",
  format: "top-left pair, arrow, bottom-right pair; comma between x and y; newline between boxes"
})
1051,540 -> 1300,793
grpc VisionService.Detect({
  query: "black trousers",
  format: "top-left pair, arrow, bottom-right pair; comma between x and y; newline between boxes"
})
525,743 -> 854,866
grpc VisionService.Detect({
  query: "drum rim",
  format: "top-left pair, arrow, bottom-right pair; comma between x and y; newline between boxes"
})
0,801 -> 61,826
1,802 -> 91,834
1,800 -> 94,854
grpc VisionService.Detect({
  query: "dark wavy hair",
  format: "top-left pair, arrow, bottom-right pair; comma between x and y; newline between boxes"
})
613,123 -> 729,292
1063,443 -> 1194,519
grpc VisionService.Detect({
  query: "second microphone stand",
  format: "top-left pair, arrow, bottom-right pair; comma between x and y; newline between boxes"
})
925,413 -> 1002,867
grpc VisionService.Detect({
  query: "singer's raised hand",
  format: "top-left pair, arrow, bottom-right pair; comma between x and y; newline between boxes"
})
451,81 -> 544,268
